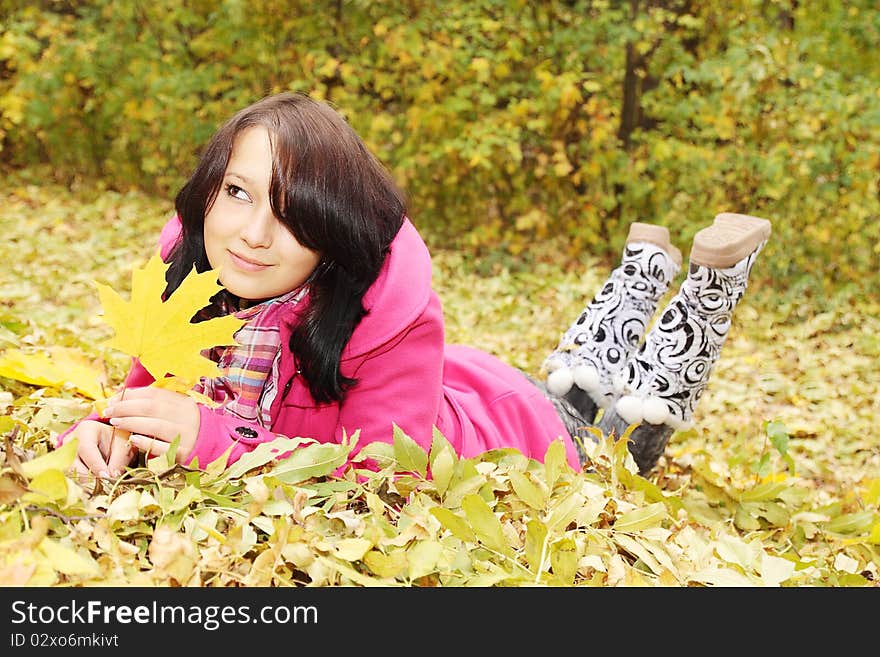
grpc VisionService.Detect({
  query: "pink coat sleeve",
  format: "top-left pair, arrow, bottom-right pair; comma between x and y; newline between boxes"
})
183,405 -> 281,469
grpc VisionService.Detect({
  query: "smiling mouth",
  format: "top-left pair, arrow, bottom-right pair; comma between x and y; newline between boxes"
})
228,251 -> 271,270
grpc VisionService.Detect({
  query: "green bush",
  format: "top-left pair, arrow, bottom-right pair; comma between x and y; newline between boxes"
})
1,0 -> 877,301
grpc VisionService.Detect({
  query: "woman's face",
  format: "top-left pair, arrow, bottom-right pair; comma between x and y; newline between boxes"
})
204,126 -> 321,303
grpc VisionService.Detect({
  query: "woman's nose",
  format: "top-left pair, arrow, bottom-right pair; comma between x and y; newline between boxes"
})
240,206 -> 274,248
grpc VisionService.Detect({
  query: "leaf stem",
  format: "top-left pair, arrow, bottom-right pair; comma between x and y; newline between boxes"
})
110,384 -> 128,444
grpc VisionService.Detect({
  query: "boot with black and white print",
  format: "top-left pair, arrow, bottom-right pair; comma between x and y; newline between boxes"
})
598,213 -> 772,475
542,222 -> 681,423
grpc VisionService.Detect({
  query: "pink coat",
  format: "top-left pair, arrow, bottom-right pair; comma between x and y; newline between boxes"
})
61,216 -> 581,471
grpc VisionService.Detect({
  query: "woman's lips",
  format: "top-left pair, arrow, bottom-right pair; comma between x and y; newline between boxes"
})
228,250 -> 270,272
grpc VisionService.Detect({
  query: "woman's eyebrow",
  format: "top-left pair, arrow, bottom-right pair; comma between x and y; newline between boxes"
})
225,171 -> 255,185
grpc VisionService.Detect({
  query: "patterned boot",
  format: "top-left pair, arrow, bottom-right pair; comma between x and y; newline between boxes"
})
542,222 -> 681,423
598,212 -> 772,475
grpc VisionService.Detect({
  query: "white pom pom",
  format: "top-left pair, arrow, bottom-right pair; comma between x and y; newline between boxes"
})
572,364 -> 600,392
543,356 -> 564,373
615,395 -> 643,425
611,372 -> 628,394
546,367 -> 574,396
642,396 -> 670,425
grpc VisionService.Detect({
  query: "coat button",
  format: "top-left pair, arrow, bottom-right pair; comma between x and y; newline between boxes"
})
235,426 -> 258,439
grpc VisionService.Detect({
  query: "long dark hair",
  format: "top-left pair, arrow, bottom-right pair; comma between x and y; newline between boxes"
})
165,92 -> 407,404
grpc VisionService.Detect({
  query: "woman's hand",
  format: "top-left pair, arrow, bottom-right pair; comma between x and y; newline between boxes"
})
102,386 -> 201,466
70,419 -> 138,480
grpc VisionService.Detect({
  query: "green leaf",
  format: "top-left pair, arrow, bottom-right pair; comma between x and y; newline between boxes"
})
38,538 -> 100,577
824,511 -> 876,535
734,505 -> 762,531
20,438 -> 77,479
392,424 -> 428,477
146,436 -> 181,476
544,488 -> 586,532
738,481 -> 788,502
21,469 -> 68,503
0,416 -> 15,434
266,441 -> 352,484
318,555 -> 389,586
461,493 -> 512,556
364,549 -> 408,579
356,439 -> 394,468
429,427 -> 456,495
543,438 -> 568,489
751,501 -> 791,527
524,519 -> 548,574
614,534 -> 666,576
406,540 -> 443,580
750,452 -> 771,478
443,460 -> 485,507
550,537 -> 577,585
613,502 -> 668,532
508,470 -> 547,510
200,443 -> 236,482
223,436 -> 315,480
430,507 -> 476,543
168,485 -> 203,513
765,420 -> 790,456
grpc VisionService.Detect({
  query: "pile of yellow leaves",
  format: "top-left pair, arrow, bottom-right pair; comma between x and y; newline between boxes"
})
0,183 -> 878,587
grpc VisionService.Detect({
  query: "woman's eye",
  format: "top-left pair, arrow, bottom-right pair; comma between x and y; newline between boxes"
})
226,184 -> 251,202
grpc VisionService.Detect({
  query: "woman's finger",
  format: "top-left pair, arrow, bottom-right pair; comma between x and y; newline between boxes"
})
105,385 -> 154,402
106,385 -> 186,407
129,434 -> 170,457
103,398 -> 164,420
106,430 -> 137,477
76,434 -> 113,479
97,424 -> 117,458
107,416 -> 177,443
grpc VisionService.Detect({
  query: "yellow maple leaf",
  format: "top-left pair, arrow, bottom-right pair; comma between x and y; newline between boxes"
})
151,375 -> 222,407
94,251 -> 244,383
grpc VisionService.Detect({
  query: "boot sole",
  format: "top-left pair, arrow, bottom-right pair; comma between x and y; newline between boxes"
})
689,213 -> 772,268
627,222 -> 683,266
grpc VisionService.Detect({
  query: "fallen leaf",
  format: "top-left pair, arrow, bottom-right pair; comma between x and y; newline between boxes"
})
38,538 -> 101,577
0,560 -> 37,586
19,438 -> 77,479
0,472 -> 28,504
0,346 -> 107,399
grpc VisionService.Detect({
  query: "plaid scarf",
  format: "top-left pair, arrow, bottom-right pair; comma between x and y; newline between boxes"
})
193,285 -> 307,427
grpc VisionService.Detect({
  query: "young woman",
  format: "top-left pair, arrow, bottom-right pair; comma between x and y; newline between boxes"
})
58,92 -> 770,480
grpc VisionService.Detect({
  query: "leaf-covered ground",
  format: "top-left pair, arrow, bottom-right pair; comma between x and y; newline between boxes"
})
1,177 -> 878,587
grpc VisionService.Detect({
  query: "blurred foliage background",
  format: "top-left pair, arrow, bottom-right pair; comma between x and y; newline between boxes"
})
1,0 -> 878,309
1,0 -> 879,588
